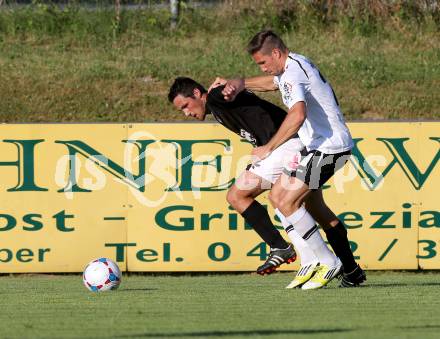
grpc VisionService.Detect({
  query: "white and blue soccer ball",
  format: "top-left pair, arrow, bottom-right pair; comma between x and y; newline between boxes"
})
82,258 -> 121,292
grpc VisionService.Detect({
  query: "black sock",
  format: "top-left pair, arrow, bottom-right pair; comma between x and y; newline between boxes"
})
241,200 -> 289,249
324,221 -> 357,273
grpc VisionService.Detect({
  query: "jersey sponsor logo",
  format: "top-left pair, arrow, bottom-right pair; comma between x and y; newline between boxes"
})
281,82 -> 292,104
239,129 -> 257,146
251,161 -> 261,168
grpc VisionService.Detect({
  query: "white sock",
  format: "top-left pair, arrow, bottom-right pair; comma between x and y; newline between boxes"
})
284,206 -> 338,266
275,208 -> 318,266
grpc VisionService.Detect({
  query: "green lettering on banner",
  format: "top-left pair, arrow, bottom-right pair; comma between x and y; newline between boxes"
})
370,212 -> 395,228
38,248 -> 50,261
200,213 -> 223,230
247,243 -> 268,260
155,205 -> 194,231
22,214 -> 43,231
338,208 -> 439,229
136,249 -> 158,262
105,243 -> 137,261
339,212 -> 363,229
0,212 -> 78,232
349,241 -> 360,260
0,247 -> 50,262
16,249 -> 33,262
53,210 -> 75,232
55,139 -> 155,192
163,243 -> 171,262
378,239 -> 398,261
0,248 -> 13,262
0,140 -> 48,192
161,139 -> 234,192
351,137 -> 440,190
272,214 -> 284,230
402,203 -> 413,228
208,242 -> 231,261
0,214 -> 17,231
379,137 -> 440,189
419,211 -> 440,228
244,220 -> 253,230
228,206 -> 238,230
418,240 -> 437,259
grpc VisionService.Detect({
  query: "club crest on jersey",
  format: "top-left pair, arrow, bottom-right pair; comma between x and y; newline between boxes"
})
282,82 -> 292,102
240,129 -> 257,145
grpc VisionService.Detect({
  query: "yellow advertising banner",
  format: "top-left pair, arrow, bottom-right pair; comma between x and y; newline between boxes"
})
412,123 -> 440,269
0,125 -> 129,272
0,122 -> 438,272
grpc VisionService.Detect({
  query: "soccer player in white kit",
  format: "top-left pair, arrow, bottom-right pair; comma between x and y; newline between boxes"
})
217,30 -> 366,289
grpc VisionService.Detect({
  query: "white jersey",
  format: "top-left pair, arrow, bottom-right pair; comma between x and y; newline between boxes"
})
274,52 -> 353,154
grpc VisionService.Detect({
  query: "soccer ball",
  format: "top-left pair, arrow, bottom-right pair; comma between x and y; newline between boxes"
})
82,258 -> 121,292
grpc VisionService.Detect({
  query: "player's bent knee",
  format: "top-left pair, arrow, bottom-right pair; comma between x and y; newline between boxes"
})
226,186 -> 248,209
226,188 -> 238,208
268,190 -> 281,208
278,197 -> 302,217
277,201 -> 291,217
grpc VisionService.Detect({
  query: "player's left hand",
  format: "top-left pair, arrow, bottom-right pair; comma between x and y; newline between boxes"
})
251,145 -> 272,163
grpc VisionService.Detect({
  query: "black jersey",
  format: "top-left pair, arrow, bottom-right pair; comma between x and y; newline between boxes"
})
206,86 -> 295,146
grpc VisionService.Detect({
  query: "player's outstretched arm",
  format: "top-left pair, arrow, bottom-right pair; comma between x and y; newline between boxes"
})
244,75 -> 278,92
219,75 -> 278,101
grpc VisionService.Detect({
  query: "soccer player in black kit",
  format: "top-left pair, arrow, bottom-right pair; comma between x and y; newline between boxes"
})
168,77 -> 340,288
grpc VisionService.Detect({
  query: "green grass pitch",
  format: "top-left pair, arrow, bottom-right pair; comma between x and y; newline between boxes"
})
1,271 -> 439,339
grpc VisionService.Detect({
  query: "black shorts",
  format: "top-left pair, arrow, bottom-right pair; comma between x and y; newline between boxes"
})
283,148 -> 352,190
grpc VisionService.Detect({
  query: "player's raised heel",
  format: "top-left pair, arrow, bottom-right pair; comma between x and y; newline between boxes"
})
286,257 -> 296,264
286,262 -> 320,289
257,244 -> 297,276
301,259 -> 343,290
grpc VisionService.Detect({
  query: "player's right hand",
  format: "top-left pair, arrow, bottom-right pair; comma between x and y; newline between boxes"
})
222,78 -> 245,101
208,77 -> 227,93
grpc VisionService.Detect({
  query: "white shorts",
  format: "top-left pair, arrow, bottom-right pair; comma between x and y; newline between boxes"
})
248,138 -> 304,184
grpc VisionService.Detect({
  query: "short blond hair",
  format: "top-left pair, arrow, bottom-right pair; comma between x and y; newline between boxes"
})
247,30 -> 288,55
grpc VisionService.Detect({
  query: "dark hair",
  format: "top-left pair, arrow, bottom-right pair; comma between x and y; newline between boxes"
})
246,30 -> 288,55
168,77 -> 207,103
